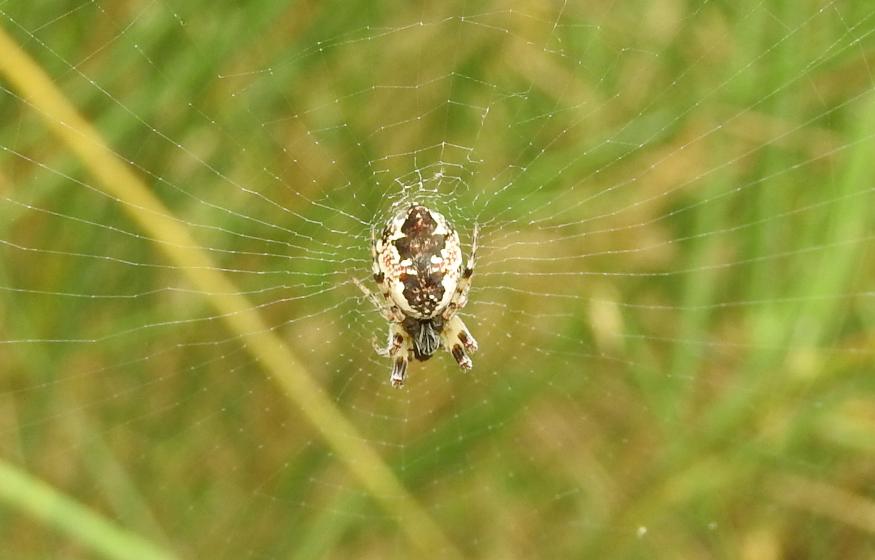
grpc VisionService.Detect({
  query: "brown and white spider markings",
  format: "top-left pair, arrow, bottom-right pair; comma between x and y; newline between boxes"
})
354,203 -> 478,387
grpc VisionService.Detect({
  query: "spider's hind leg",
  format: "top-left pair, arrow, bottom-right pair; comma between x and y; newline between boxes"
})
441,315 -> 478,371
442,223 -> 478,323
352,277 -> 405,323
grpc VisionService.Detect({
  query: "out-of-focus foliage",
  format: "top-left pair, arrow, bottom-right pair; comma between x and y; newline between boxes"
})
1,0 -> 874,558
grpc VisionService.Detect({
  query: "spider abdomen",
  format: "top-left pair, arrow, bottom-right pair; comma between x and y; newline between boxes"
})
377,204 -> 463,319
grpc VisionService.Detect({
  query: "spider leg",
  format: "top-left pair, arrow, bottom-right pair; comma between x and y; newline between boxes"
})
442,223 -> 478,322
355,278 -> 412,386
353,277 -> 394,322
385,323 -> 412,387
372,323 -> 412,386
375,323 -> 404,357
391,356 -> 408,387
352,277 -> 405,323
469,222 -> 479,273
370,226 -> 380,275
441,314 -> 477,371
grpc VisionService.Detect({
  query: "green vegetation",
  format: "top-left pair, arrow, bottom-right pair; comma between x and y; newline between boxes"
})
0,1 -> 873,558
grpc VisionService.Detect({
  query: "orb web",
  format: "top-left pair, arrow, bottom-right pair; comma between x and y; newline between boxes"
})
1,1 -> 874,558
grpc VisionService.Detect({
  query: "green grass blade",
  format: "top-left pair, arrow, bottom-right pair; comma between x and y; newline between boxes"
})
0,459 -> 178,560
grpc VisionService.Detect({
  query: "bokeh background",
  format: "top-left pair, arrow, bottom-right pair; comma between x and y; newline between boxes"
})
1,0 -> 874,558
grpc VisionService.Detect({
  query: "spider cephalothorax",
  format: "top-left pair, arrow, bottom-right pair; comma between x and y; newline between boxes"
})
354,203 -> 478,386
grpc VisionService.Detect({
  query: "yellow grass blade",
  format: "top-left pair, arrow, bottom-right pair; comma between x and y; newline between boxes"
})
0,25 -> 461,559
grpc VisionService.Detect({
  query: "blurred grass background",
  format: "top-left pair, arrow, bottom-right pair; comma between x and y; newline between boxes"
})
1,0 -> 874,558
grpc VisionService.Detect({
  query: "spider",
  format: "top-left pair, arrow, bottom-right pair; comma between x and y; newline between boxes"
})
354,203 -> 478,387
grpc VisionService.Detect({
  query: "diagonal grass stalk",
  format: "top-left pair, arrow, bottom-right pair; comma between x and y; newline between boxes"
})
0,459 -> 178,560
0,25 -> 461,560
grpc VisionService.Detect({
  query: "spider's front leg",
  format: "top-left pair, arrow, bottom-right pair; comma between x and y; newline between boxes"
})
383,323 -> 412,387
441,314 -> 478,370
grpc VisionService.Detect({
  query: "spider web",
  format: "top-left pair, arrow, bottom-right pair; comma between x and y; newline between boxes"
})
1,0 -> 874,558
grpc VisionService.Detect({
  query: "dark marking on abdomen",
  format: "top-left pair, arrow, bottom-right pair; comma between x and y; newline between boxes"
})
393,206 -> 448,317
